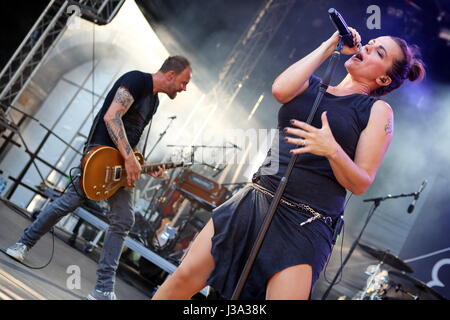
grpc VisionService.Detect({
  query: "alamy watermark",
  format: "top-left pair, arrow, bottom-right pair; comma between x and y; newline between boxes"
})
191,128 -> 281,176
66,5 -> 82,30
366,5 -> 381,30
66,265 -> 81,290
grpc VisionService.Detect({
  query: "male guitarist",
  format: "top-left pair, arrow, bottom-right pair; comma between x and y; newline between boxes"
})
6,56 -> 192,300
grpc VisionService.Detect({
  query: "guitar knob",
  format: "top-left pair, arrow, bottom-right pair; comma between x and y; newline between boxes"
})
102,185 -> 106,188
93,185 -> 97,190
104,191 -> 108,195
96,192 -> 100,196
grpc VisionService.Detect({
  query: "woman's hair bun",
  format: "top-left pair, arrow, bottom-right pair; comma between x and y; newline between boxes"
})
408,58 -> 426,82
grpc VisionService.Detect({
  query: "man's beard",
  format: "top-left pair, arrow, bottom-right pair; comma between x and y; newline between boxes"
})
168,91 -> 177,99
168,84 -> 177,99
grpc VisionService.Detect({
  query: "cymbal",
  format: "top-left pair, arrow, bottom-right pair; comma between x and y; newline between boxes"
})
388,270 -> 447,300
359,243 -> 414,273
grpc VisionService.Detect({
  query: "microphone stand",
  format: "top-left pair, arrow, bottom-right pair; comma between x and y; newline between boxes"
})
144,116 -> 177,161
231,41 -> 343,300
321,191 -> 418,300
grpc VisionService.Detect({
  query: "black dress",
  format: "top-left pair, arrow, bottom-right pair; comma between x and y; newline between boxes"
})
206,74 -> 379,299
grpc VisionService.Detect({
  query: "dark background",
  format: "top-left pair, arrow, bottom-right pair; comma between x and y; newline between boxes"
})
3,0 -> 450,86
0,1 -> 49,70
135,0 -> 450,84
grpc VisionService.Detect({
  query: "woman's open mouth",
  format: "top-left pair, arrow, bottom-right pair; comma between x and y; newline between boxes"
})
352,52 -> 364,62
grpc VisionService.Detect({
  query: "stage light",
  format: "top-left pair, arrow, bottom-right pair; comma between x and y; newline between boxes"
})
247,94 -> 264,121
438,28 -> 450,42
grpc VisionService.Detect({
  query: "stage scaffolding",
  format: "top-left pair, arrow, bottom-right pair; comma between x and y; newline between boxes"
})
0,0 -> 124,110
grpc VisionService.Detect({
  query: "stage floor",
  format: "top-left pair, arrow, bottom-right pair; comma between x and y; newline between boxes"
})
0,198 -> 151,300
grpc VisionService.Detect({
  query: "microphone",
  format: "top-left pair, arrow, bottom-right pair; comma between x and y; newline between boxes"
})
328,8 -> 357,49
229,142 -> 241,150
407,180 -> 427,214
168,115 -> 177,119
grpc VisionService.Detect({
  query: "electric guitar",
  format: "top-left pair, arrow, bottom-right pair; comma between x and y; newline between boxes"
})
80,145 -> 192,201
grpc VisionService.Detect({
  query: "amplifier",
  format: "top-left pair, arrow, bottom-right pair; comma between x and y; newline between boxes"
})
175,170 -> 230,211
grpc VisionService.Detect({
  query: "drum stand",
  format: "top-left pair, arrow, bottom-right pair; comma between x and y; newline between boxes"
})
359,249 -> 397,300
360,261 -> 383,299
322,190 -> 422,300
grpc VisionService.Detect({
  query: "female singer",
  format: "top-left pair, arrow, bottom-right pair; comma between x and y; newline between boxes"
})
152,28 -> 425,300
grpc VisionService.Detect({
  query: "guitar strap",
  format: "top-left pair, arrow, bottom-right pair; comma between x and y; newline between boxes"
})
68,112 -> 103,199
82,112 -> 102,156
141,119 -> 152,160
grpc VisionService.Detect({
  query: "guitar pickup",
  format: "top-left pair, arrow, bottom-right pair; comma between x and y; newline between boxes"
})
105,166 -> 111,183
112,166 -> 122,181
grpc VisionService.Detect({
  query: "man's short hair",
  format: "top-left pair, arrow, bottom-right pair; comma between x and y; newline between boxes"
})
159,56 -> 190,74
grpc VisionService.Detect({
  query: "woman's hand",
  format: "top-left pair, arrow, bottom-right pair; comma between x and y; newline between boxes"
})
324,27 -> 361,55
283,112 -> 339,158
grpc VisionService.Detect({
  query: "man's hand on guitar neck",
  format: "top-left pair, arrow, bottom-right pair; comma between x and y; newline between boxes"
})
132,147 -> 166,180
149,165 -> 166,179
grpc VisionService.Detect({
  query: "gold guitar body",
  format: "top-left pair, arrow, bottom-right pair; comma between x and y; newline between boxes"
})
80,146 -> 144,201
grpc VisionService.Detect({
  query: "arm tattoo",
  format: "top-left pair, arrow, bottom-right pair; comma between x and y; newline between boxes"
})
105,114 -> 132,156
384,118 -> 393,135
105,87 -> 135,156
114,86 -> 134,109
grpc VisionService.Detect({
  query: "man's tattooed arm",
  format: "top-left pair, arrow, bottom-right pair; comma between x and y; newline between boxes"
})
103,86 -> 135,158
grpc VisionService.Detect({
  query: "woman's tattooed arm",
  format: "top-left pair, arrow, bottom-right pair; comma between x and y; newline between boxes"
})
384,117 -> 393,135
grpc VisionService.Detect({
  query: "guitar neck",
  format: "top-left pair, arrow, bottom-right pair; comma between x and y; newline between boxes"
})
142,161 -> 185,174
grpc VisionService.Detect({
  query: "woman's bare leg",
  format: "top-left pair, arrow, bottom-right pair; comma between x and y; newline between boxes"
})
265,264 -> 312,300
152,219 -> 215,299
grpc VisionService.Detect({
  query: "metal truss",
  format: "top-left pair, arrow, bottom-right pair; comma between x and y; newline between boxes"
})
69,0 -> 125,25
213,0 -> 297,112
0,0 -> 124,111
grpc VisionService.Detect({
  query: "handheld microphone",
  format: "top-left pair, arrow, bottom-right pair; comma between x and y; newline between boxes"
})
328,8 -> 357,49
407,180 -> 427,214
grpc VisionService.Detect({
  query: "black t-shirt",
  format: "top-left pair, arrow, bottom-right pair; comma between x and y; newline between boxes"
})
255,74 -> 379,217
86,70 -> 159,150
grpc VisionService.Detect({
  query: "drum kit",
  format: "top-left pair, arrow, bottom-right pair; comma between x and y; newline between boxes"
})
354,243 -> 446,300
